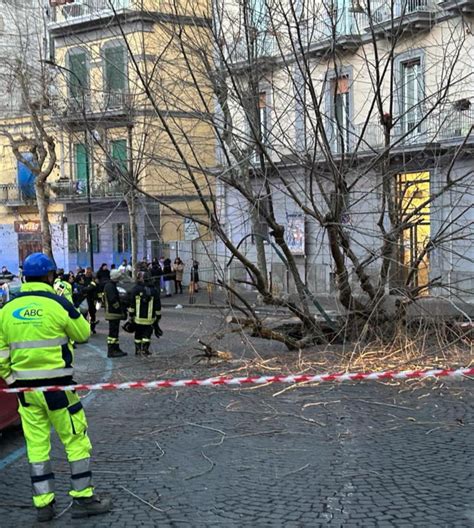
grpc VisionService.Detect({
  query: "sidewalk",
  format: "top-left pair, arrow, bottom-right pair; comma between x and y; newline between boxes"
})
160,285 -> 474,323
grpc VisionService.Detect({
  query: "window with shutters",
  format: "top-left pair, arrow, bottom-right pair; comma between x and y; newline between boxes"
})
74,143 -> 89,194
251,91 -> 270,161
67,50 -> 89,105
103,44 -> 127,108
114,223 -> 131,253
400,58 -> 423,136
330,76 -> 350,154
107,139 -> 127,182
68,224 -> 99,253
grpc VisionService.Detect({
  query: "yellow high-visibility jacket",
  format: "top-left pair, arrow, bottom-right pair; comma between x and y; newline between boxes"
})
0,282 -> 90,386
54,278 -> 73,303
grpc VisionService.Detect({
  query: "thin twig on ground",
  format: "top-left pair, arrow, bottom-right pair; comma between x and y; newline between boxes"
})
119,485 -> 164,512
184,451 -> 215,481
279,463 -> 310,478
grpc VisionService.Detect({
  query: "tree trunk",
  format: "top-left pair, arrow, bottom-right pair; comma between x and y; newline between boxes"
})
250,206 -> 268,289
126,190 -> 139,278
35,180 -> 53,259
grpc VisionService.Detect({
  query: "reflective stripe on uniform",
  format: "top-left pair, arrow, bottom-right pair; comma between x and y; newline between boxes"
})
10,337 -> 69,351
32,476 -> 55,496
0,349 -> 10,358
70,472 -> 93,491
30,462 -> 55,496
30,461 -> 53,477
70,458 -> 91,475
12,367 -> 74,379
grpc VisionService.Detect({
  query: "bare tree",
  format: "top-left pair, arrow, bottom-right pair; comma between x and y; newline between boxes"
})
50,0 -> 474,346
0,1 -> 57,258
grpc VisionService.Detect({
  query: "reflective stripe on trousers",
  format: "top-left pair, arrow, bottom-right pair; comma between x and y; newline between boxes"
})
30,461 -> 55,496
70,458 -> 93,492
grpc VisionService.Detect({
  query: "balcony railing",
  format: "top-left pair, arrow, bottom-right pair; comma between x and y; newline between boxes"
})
52,180 -> 128,201
312,9 -> 367,40
52,91 -> 133,120
228,32 -> 278,65
328,107 -> 474,154
0,180 -> 129,206
367,0 -> 437,26
102,91 -> 132,112
0,184 -> 36,206
50,0 -> 130,24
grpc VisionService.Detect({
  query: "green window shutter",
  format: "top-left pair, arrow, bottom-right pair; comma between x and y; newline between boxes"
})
105,46 -> 126,92
69,52 -> 88,99
74,143 -> 89,183
91,224 -> 99,253
68,224 -> 78,252
111,139 -> 127,177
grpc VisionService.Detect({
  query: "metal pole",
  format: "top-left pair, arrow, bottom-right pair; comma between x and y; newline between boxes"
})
85,130 -> 94,270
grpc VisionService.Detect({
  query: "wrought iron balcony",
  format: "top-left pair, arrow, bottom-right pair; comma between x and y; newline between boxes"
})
0,184 -> 36,206
0,179 -> 129,206
364,0 -> 437,36
326,105 -> 474,155
228,31 -> 278,68
50,0 -> 130,25
439,0 -> 474,13
52,91 -> 133,123
51,179 -> 128,201
304,10 -> 368,56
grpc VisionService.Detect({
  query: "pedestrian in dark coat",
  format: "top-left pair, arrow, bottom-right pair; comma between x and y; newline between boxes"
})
162,258 -> 173,297
190,260 -> 200,292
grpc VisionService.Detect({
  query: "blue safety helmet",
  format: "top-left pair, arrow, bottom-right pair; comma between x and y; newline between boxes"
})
23,252 -> 57,277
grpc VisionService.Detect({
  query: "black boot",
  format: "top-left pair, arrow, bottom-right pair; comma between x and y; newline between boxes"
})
36,500 -> 55,522
90,321 -> 98,334
135,342 -> 142,356
71,494 -> 112,519
142,342 -> 151,356
114,343 -> 128,356
108,344 -> 127,358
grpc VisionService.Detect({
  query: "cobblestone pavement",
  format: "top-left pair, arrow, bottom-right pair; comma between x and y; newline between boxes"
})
0,308 -> 473,527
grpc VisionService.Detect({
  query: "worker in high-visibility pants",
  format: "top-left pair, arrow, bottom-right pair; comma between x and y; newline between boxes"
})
18,390 -> 94,508
0,252 -> 111,522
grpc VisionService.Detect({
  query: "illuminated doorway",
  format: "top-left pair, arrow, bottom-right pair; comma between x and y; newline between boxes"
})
397,172 -> 431,293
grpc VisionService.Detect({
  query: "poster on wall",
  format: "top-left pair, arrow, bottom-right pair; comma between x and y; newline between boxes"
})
286,214 -> 305,255
184,218 -> 200,241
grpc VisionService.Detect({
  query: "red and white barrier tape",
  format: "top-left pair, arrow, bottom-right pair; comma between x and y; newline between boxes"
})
0,367 -> 473,394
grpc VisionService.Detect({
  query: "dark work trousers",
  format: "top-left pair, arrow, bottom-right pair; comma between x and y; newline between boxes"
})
134,324 -> 153,344
87,299 -> 97,323
107,319 -> 121,345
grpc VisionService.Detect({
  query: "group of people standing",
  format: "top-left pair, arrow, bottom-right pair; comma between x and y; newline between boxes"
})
52,255 -> 199,359
52,262 -> 161,359
153,257 -> 199,297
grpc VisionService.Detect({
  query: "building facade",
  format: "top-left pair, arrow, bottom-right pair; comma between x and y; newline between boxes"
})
216,0 -> 474,299
47,0 -> 213,270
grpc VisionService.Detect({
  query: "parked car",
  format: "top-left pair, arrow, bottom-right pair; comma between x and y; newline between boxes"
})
0,379 -> 19,431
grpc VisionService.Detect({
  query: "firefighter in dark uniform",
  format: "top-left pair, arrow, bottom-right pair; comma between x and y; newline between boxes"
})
103,269 -> 127,358
128,272 -> 161,356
